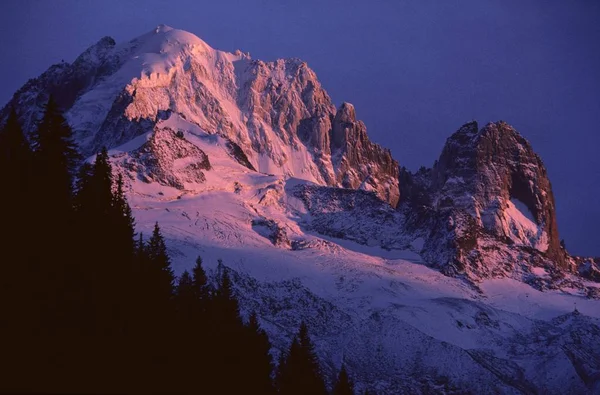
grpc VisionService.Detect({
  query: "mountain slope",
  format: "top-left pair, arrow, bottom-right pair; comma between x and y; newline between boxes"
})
116,113 -> 600,393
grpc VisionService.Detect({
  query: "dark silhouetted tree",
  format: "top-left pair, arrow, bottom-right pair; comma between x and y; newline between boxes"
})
278,322 -> 327,395
146,222 -> 175,303
29,97 -> 80,337
32,95 -> 80,221
333,364 -> 355,395
192,255 -> 210,305
175,270 -> 196,325
0,108 -> 33,341
208,263 -> 247,393
243,311 -> 275,394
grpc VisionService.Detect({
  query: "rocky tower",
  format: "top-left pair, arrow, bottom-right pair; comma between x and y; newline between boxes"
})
1,25 -> 400,206
331,103 -> 400,207
402,120 -> 566,273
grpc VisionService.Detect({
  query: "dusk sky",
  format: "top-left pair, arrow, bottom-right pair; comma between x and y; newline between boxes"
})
1,0 -> 599,255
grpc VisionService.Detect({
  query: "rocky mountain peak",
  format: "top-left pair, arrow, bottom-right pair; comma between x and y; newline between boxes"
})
437,120 -> 563,266
74,36 -> 116,65
335,102 -> 356,124
401,120 -> 567,276
1,27 -> 401,207
331,103 -> 399,207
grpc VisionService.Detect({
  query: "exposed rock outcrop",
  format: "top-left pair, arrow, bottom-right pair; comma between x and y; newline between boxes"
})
331,103 -> 400,207
119,127 -> 211,190
401,121 -> 568,278
0,36 -> 118,134
432,121 -> 564,267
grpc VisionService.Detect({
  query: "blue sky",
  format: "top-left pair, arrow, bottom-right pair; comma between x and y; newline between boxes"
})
1,0 -> 599,255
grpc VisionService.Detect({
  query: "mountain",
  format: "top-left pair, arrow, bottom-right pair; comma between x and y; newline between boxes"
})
3,25 -> 600,393
2,24 -> 399,206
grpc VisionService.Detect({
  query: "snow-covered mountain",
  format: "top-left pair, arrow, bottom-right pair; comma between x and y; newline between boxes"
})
3,25 -> 600,394
2,24 -> 398,206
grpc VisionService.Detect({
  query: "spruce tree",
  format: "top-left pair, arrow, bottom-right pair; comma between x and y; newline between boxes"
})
112,174 -> 136,253
23,96 -> 82,385
32,95 -> 80,221
214,264 -> 240,324
109,173 -> 136,333
138,223 -> 176,392
333,364 -> 355,395
0,109 -> 32,324
73,148 -> 127,335
0,108 -> 31,196
29,96 -> 80,335
243,311 -> 275,394
275,350 -> 288,392
173,269 -> 201,392
146,222 -> 175,300
139,222 -> 175,342
192,255 -> 210,305
278,322 -> 328,395
135,232 -> 146,267
209,263 -> 246,393
0,108 -> 32,258
174,270 -> 196,325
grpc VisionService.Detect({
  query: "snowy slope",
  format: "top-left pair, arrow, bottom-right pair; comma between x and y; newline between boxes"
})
108,114 -> 600,394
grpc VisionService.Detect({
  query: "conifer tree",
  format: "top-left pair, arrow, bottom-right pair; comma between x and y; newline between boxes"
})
140,222 -> 175,335
174,270 -> 196,325
146,222 -> 175,299
173,269 -> 201,392
278,321 -> 328,395
333,364 -> 355,395
136,223 -> 176,392
91,147 -> 113,215
214,264 -> 241,324
18,96 -> 82,383
0,108 -> 33,335
29,97 -> 80,337
135,232 -> 146,266
275,350 -> 288,392
243,311 -> 275,394
0,108 -> 31,235
109,174 -> 136,325
73,148 -> 125,335
74,162 -> 93,209
0,108 -> 31,196
192,255 -> 210,305
208,263 -> 247,393
112,174 -> 136,251
32,96 -> 80,221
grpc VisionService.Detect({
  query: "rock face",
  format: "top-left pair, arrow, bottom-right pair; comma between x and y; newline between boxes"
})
1,25 -> 399,206
432,121 -> 563,266
401,121 -> 568,277
118,126 -> 211,190
0,36 -> 119,134
331,103 -> 400,207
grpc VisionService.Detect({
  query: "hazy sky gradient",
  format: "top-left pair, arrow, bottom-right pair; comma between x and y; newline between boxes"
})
1,0 -> 599,255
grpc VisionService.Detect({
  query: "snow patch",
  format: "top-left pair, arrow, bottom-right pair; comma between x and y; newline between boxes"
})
504,198 -> 549,251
